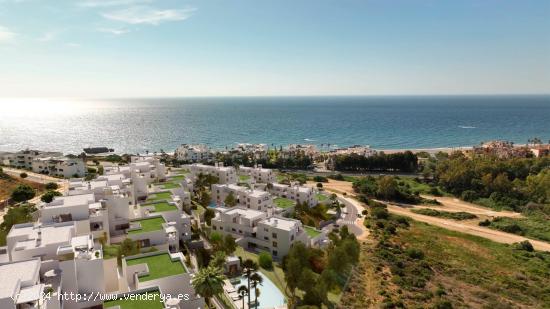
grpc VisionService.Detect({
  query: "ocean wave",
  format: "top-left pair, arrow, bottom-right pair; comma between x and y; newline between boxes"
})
304,138 -> 316,142
458,125 -> 476,129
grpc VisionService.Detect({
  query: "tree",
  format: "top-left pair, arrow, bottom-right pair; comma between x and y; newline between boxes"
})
242,259 -> 259,308
210,232 -> 223,251
210,251 -> 227,269
224,191 -> 237,207
250,272 -> 263,309
119,238 -> 139,257
45,182 -> 58,190
316,182 -> 323,188
0,204 -> 35,232
223,234 -> 237,255
377,176 -> 398,200
11,184 -> 35,202
258,251 -> 273,269
40,190 -> 62,203
19,172 -> 28,178
237,285 -> 248,309
204,208 -> 215,226
191,266 -> 225,307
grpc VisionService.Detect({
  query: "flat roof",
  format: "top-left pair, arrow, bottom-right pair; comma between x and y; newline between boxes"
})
45,193 -> 95,208
126,253 -> 185,282
260,217 -> 299,231
223,207 -> 265,220
128,217 -> 166,235
0,259 -> 40,298
10,224 -> 74,249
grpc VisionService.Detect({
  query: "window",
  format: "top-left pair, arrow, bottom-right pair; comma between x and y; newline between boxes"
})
264,236 -> 268,240
272,241 -> 278,247
213,226 -> 217,230
272,250 -> 278,256
291,235 -> 294,241
272,233 -> 277,239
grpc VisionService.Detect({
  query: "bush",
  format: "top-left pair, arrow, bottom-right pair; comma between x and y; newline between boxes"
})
11,184 -> 35,202
19,172 -> 28,178
406,248 -> 425,260
461,190 -> 478,202
328,174 -> 345,181
515,240 -> 534,252
40,190 -> 62,203
372,207 -> 390,219
478,219 -> 491,226
313,176 -> 328,183
258,251 -> 273,269
316,182 -> 323,188
45,182 -> 58,190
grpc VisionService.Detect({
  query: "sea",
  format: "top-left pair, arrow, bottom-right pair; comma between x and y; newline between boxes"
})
0,95 -> 549,154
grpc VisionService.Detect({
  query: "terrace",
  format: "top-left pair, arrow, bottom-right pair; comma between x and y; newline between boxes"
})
238,175 -> 251,182
128,217 -> 166,235
273,197 -> 296,209
126,253 -> 186,282
304,226 -> 322,238
144,201 -> 177,213
104,290 -> 164,309
316,193 -> 328,202
146,192 -> 172,202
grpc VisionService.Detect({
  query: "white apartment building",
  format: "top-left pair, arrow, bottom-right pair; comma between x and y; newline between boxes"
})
238,165 -> 275,183
286,144 -> 319,157
175,144 -> 214,162
269,182 -> 318,207
211,207 -> 310,258
188,163 -> 237,184
329,145 -> 376,157
211,184 -> 275,212
31,156 -> 86,178
0,259 -> 61,309
2,149 -> 63,169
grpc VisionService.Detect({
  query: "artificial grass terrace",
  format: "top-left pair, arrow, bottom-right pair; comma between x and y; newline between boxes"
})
316,193 -> 328,202
304,226 -> 322,238
273,197 -> 296,209
145,201 -> 177,213
104,290 -> 164,309
167,175 -> 186,181
126,253 -> 186,282
159,182 -> 180,189
146,192 -> 172,202
128,217 -> 166,235
239,175 -> 251,181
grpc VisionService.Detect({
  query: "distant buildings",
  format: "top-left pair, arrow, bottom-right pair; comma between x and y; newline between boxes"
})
238,164 -> 275,183
175,144 -> 213,162
268,182 -> 318,207
0,149 -> 86,178
328,145 -> 376,157
188,162 -> 237,184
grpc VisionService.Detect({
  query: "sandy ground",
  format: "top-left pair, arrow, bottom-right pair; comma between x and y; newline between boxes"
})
314,179 -> 550,251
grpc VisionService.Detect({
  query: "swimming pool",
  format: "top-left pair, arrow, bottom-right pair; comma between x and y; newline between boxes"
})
231,272 -> 286,308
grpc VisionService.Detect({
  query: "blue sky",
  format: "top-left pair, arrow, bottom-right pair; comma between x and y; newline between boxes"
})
0,0 -> 548,98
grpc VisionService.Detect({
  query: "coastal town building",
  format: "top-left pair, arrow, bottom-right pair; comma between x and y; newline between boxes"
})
211,184 -> 275,212
175,144 -> 213,162
268,182 -> 318,207
0,149 -> 63,170
211,207 -> 311,257
238,164 -> 275,183
188,162 -> 237,184
285,144 -> 319,157
31,156 -> 86,178
529,144 -> 550,158
473,140 -> 531,158
329,145 -> 376,157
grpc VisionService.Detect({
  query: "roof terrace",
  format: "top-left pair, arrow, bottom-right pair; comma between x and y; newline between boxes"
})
126,253 -> 186,282
127,217 -> 166,235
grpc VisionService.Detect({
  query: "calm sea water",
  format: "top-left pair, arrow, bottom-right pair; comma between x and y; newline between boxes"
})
1,96 -> 549,154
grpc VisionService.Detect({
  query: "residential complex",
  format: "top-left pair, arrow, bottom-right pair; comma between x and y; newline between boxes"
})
175,144 -> 213,163
0,149 -> 86,178
238,164 -> 275,183
268,182 -> 318,207
188,162 -> 237,184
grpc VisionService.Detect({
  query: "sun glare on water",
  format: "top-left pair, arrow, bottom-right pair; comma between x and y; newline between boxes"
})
0,98 -> 92,116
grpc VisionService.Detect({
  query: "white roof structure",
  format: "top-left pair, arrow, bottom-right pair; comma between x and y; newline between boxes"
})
0,259 -> 40,299
260,216 -> 300,231
10,223 -> 74,250
222,207 -> 265,220
44,193 -> 95,209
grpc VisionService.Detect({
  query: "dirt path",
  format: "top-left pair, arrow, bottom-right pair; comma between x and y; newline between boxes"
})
420,195 -> 523,218
387,204 -> 550,251
308,179 -> 356,196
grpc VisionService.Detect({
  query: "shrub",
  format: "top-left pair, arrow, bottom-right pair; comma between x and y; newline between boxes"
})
328,174 -> 345,181
11,184 -> 35,202
313,176 -> 328,183
45,182 -> 58,190
406,248 -> 425,260
316,182 -> 323,188
258,251 -> 273,269
478,219 -> 491,226
515,240 -> 534,252
40,190 -> 62,203
372,207 -> 390,219
19,172 -> 28,178
461,190 -> 478,202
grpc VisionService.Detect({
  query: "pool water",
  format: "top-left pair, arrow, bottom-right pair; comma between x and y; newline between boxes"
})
231,272 -> 286,308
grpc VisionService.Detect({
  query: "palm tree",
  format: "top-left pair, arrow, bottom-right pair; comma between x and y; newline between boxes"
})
250,272 -> 263,309
191,266 -> 225,307
237,285 -> 248,309
242,259 -> 259,308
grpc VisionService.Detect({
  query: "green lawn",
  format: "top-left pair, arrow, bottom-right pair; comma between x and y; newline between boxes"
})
273,197 -> 296,209
128,217 -> 166,234
168,175 -> 186,181
304,226 -> 322,238
159,182 -> 180,189
104,290 -> 164,309
103,244 -> 120,259
239,175 -> 251,181
146,192 -> 172,202
315,193 -> 328,202
126,253 -> 186,282
145,202 -> 177,213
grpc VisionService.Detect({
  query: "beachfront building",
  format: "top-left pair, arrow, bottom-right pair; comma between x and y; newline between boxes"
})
238,164 -> 275,183
268,182 -> 318,207
211,183 -> 275,212
329,145 -> 376,157
31,156 -> 86,178
211,207 -> 310,258
188,162 -> 237,184
1,149 -> 63,170
0,259 -> 61,309
529,144 -> 550,157
175,144 -> 214,162
285,144 -> 319,158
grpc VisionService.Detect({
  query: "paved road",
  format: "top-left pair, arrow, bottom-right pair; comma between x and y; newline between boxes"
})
336,195 -> 369,240
3,167 -> 65,185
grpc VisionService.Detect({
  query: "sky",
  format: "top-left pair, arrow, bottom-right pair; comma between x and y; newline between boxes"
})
0,0 -> 549,98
